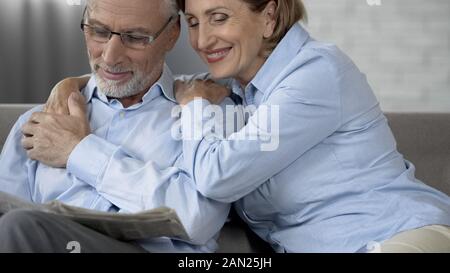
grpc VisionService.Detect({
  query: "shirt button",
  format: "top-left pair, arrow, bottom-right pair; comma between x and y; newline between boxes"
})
120,112 -> 125,118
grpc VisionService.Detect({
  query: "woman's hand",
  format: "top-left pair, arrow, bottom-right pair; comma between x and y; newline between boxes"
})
174,79 -> 231,106
43,76 -> 90,115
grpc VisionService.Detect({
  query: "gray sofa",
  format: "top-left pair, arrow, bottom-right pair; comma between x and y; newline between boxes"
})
1,104 -> 449,252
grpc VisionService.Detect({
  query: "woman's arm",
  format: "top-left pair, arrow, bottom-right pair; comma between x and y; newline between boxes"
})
177,59 -> 343,203
43,75 -> 90,115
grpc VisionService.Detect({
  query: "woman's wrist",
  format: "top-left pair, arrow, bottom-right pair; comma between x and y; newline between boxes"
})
62,76 -> 89,91
44,76 -> 89,114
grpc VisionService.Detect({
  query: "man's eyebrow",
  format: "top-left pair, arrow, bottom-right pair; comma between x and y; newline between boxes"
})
122,27 -> 152,35
185,6 -> 229,17
86,18 -> 152,35
85,18 -> 109,28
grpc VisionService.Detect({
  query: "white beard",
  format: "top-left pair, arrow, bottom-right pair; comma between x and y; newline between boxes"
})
91,63 -> 152,99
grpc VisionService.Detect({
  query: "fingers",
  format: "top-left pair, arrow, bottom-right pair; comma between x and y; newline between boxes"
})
25,149 -> 36,161
29,112 -> 46,124
174,80 -> 182,100
44,76 -> 85,115
174,79 -> 213,91
25,148 -> 42,163
174,80 -> 182,91
174,79 -> 231,105
20,129 -> 39,160
174,80 -> 192,103
174,80 -> 190,90
68,92 -> 87,118
21,121 -> 37,137
21,135 -> 34,150
28,112 -> 62,128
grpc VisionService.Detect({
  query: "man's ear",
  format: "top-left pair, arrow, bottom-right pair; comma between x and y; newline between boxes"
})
262,1 -> 277,39
165,16 -> 181,51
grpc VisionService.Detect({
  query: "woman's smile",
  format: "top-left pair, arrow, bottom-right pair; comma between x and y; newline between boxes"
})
203,47 -> 232,63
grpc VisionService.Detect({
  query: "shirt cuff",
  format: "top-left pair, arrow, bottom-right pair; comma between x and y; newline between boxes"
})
67,134 -> 117,188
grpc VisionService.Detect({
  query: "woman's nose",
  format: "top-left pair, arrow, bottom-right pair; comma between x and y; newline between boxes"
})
101,34 -> 127,66
197,24 -> 215,50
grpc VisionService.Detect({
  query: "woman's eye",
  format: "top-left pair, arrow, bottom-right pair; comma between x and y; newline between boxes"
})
211,13 -> 228,23
186,18 -> 199,28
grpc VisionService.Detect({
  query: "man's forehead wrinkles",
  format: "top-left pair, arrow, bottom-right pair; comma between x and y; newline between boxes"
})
91,7 -> 149,18
89,5 -> 155,33
91,0 -> 154,16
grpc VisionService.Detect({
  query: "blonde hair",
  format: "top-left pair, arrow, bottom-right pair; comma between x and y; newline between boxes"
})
176,0 -> 307,55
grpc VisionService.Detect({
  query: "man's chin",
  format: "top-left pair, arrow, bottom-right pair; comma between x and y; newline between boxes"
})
99,88 -> 134,99
94,72 -> 150,99
97,84 -> 130,99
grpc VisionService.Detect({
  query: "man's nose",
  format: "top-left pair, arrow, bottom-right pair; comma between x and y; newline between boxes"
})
101,34 -> 127,66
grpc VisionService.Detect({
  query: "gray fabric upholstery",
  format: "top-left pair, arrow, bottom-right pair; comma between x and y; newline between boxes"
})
0,104 -> 449,252
386,113 -> 450,195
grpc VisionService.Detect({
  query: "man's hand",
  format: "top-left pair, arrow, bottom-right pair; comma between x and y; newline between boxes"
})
21,92 -> 90,168
174,79 -> 231,106
43,76 -> 90,115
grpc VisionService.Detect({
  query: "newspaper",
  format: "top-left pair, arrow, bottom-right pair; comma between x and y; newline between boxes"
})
0,191 -> 189,241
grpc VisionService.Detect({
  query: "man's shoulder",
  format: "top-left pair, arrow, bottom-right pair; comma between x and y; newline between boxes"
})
13,105 -> 45,126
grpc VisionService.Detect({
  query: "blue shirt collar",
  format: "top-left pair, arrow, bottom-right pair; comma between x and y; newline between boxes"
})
83,63 -> 176,107
157,64 -> 177,103
249,23 -> 310,94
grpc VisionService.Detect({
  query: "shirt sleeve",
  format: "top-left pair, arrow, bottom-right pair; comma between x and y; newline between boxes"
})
67,134 -> 230,245
0,109 -> 40,202
180,60 -> 343,203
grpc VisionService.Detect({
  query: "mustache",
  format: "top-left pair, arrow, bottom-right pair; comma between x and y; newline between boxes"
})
94,63 -> 133,74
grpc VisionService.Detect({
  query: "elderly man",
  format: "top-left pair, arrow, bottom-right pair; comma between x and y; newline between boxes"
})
0,0 -> 230,253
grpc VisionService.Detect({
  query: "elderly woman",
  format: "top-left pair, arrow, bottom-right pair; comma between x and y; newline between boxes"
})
42,0 -> 450,252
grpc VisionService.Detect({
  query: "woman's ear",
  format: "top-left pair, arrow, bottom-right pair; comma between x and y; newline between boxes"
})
262,1 -> 277,39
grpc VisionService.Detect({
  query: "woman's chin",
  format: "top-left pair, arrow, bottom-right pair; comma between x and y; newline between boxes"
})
208,68 -> 234,80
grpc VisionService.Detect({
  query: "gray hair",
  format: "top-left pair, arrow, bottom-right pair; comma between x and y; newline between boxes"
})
85,0 -> 179,16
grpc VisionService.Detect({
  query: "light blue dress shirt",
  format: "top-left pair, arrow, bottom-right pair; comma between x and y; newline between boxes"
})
0,66 -> 230,253
180,23 -> 450,252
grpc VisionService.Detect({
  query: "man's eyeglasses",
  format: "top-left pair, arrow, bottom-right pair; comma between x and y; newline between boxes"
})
81,16 -> 175,50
